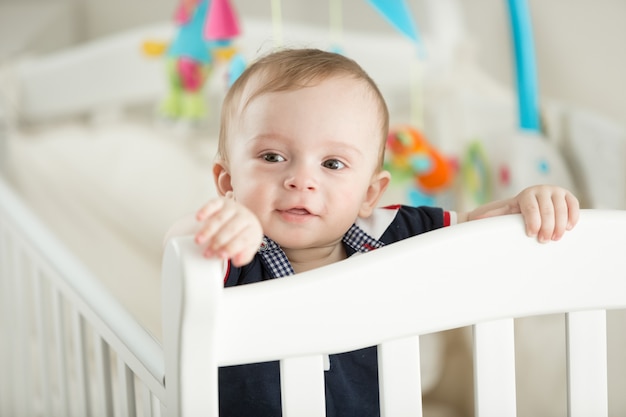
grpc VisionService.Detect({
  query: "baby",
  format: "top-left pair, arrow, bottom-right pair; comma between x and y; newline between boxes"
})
173,48 -> 579,416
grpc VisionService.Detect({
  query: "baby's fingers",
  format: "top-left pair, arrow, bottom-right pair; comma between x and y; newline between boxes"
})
550,193 -> 570,241
194,202 -> 237,245
519,190 -> 555,242
213,227 -> 263,267
194,199 -> 263,265
565,192 -> 580,230
539,189 -> 580,241
196,198 -> 226,222
522,187 -> 580,242
518,194 -> 543,239
203,210 -> 256,253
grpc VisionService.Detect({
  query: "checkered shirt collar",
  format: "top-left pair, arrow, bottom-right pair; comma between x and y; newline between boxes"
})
342,223 -> 385,253
258,237 -> 295,278
257,224 -> 385,279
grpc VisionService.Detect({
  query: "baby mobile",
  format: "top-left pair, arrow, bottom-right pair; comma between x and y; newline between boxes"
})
366,0 -> 456,206
143,0 -> 242,122
458,0 -> 576,208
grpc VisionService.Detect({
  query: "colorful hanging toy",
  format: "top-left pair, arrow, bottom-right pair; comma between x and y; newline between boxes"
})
385,126 -> 456,206
365,1 -> 452,207
143,0 -> 241,121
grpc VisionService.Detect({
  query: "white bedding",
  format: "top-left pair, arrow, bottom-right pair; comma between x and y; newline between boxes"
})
6,118 -> 217,338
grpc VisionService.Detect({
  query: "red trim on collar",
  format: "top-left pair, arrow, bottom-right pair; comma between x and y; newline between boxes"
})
443,211 -> 451,227
383,204 -> 402,210
223,260 -> 231,286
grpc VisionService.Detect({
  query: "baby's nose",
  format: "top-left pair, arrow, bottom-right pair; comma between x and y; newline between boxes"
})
284,165 -> 318,191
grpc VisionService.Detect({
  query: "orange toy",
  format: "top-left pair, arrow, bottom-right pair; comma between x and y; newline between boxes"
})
385,125 -> 455,194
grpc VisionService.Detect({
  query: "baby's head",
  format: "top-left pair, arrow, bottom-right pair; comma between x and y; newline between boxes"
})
213,48 -> 392,251
217,48 -> 389,169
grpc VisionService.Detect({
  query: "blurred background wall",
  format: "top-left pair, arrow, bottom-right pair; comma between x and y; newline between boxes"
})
0,0 -> 626,126
1,0 -> 624,129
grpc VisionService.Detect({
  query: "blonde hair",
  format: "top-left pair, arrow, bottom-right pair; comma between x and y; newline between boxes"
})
217,48 -> 389,168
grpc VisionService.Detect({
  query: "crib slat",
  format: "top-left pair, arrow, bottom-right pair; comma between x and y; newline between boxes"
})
72,312 -> 91,416
378,336 -> 423,417
118,357 -> 138,417
33,265 -> 54,413
280,355 -> 326,417
473,319 -> 517,417
0,227 -> 14,417
566,310 -> 608,417
94,335 -> 114,417
141,384 -> 155,417
51,286 -> 70,417
13,243 -> 34,417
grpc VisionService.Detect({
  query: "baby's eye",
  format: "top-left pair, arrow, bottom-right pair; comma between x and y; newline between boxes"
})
322,159 -> 345,170
263,153 -> 285,163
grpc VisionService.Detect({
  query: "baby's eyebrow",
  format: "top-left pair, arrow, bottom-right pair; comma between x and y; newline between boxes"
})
245,133 -> 287,145
324,142 -> 363,158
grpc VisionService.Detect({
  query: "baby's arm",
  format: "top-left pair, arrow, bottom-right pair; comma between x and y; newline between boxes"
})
194,193 -> 264,266
457,185 -> 580,242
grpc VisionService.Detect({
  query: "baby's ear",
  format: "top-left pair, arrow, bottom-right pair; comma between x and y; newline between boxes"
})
213,161 -> 233,197
359,170 -> 391,218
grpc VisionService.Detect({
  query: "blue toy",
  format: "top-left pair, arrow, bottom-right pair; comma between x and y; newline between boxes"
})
460,0 -> 575,205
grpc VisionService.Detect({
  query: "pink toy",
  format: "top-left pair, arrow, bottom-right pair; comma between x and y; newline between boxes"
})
205,0 -> 241,40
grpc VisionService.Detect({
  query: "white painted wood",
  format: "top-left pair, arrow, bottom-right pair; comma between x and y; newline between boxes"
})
161,242 -> 224,417
378,336 -> 423,417
0,178 -> 167,412
72,312 -> 91,417
280,355 -> 326,417
9,23 -> 169,123
197,212 -> 626,365
567,310 -> 608,417
164,209 -> 626,416
13,243 -> 32,417
32,265 -> 53,414
0,225 -> 15,417
118,358 -> 137,417
51,287 -> 70,417
474,319 -> 517,417
141,385 -> 155,417
94,335 -> 114,417
0,229 -> 9,407
1,176 -> 170,416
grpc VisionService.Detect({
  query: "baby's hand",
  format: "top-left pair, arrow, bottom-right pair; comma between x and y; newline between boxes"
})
468,185 -> 580,242
194,193 -> 263,266
513,185 -> 579,242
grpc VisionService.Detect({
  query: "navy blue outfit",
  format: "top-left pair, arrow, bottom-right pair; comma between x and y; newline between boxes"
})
219,205 -> 450,417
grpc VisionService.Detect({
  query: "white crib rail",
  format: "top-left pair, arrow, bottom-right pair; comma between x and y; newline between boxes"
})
164,209 -> 626,417
0,177 -> 166,417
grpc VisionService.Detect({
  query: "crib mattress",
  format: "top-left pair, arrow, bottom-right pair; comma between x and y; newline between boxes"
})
6,117 -> 217,339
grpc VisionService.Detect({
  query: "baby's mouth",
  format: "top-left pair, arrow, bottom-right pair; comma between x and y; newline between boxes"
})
285,208 -> 311,215
277,207 -> 317,223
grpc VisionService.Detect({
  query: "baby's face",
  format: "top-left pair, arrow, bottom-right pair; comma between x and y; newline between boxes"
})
224,75 -> 386,251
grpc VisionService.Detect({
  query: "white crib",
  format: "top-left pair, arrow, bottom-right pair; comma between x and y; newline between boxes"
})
2,11 -> 626,417
0,177 -> 165,416
162,209 -> 626,417
4,168 -> 626,416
